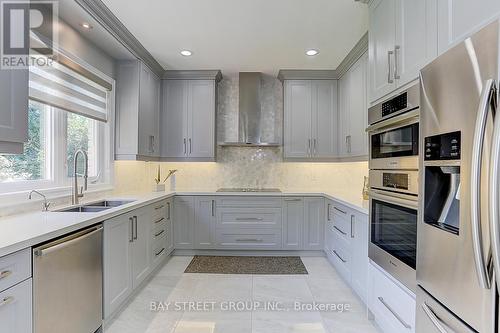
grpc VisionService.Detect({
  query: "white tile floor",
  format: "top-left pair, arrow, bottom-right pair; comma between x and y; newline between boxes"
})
105,256 -> 381,333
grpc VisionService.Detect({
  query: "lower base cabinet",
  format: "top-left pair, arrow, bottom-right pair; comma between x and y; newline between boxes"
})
368,262 -> 416,333
104,200 -> 171,319
325,200 -> 369,302
0,278 -> 32,333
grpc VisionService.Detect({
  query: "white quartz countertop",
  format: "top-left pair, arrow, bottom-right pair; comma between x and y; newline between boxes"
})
0,190 -> 368,258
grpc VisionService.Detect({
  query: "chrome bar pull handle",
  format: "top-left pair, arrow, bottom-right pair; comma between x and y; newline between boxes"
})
333,226 -> 347,236
211,200 -> 215,217
189,138 -> 192,154
333,206 -> 347,215
332,250 -> 347,263
378,297 -> 411,329
133,216 -> 138,240
394,45 -> 401,79
0,270 -> 12,280
0,296 -> 14,307
183,138 -> 187,155
129,217 -> 134,242
350,215 -> 355,238
167,202 -> 171,220
471,78 -> 496,289
327,203 -> 331,221
489,83 -> 500,288
421,302 -> 452,333
387,50 -> 394,84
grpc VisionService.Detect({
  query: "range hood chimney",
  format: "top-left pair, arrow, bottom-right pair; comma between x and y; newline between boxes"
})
219,72 -> 280,147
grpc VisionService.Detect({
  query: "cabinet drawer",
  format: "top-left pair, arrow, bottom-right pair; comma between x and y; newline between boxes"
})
216,229 -> 282,250
0,249 -> 31,293
331,209 -> 352,242
327,234 -> 351,283
369,263 -> 415,333
152,224 -> 168,242
216,197 -> 282,208
152,201 -> 167,220
0,278 -> 32,333
217,208 -> 282,229
151,235 -> 167,267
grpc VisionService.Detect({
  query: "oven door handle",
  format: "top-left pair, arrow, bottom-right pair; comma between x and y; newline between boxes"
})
366,109 -> 419,134
369,190 -> 418,209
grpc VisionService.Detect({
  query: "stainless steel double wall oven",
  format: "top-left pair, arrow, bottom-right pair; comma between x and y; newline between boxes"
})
367,84 -> 420,292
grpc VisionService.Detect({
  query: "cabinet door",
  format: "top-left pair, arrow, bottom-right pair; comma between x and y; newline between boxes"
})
131,207 -> 151,289
174,196 -> 195,249
103,214 -> 133,318
0,69 -> 28,154
282,198 -> 304,250
188,80 -> 215,158
350,212 -> 369,302
438,0 -> 500,54
0,278 -> 32,333
284,80 -> 312,158
303,197 -> 325,250
161,80 -> 188,158
337,75 -> 350,157
347,53 -> 369,157
194,197 -> 216,249
395,0 -> 437,87
369,0 -> 397,103
312,80 -> 338,158
138,64 -> 152,157
150,72 -> 161,157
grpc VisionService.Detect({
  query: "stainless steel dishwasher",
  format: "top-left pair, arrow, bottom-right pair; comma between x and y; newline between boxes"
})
33,224 -> 103,333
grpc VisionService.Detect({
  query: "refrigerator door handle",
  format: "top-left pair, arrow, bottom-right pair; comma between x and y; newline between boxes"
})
489,83 -> 500,287
421,302 -> 454,333
471,78 -> 496,290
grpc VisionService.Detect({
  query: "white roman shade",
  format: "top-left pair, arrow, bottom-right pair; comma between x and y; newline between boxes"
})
29,57 -> 110,122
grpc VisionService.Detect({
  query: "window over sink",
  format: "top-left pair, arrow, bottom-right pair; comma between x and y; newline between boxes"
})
0,50 -> 114,195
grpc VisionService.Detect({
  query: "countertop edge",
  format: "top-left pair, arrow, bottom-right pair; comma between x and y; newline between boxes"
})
0,191 -> 367,257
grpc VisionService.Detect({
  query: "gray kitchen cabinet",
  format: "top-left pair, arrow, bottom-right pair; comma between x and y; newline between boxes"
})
103,213 -> 134,318
338,52 -> 368,158
284,80 -> 338,160
174,196 -> 195,249
0,278 -> 32,333
325,200 -> 369,302
161,80 -> 216,161
282,197 -> 304,250
0,68 -> 28,154
194,196 -> 216,249
350,211 -> 369,303
103,205 -> 155,318
369,0 -> 437,103
131,206 -> 152,289
437,0 -> 500,54
115,60 -> 161,160
303,197 -> 325,250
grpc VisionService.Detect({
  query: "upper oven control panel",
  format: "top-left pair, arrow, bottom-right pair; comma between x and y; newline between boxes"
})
382,92 -> 408,118
424,131 -> 461,160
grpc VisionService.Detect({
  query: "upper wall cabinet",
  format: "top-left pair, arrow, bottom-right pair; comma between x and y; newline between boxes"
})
283,79 -> 338,160
0,69 -> 28,154
369,0 -> 437,103
115,60 -> 161,161
437,0 -> 500,54
338,53 -> 369,158
160,71 -> 221,161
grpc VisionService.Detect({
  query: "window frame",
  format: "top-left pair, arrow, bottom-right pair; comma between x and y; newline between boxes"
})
0,48 -> 115,199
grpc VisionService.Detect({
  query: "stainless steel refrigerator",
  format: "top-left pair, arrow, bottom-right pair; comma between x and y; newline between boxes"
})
417,20 -> 500,332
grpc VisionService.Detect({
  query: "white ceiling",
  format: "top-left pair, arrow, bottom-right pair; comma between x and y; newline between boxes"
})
101,0 -> 368,75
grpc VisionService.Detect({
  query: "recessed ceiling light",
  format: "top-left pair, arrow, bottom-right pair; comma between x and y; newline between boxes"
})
306,49 -> 319,56
180,50 -> 193,57
81,22 -> 93,30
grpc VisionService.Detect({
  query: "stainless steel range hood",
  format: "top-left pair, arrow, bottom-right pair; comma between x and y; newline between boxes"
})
219,72 -> 280,147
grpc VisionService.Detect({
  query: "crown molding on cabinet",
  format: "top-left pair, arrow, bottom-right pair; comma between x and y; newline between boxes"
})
163,70 -> 223,82
74,0 -> 165,77
277,70 -> 338,82
335,32 -> 368,79
278,32 -> 368,82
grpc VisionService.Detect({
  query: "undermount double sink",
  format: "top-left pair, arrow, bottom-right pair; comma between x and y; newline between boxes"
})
56,200 -> 135,213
